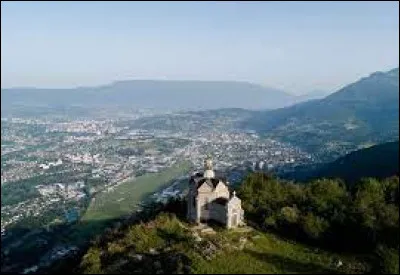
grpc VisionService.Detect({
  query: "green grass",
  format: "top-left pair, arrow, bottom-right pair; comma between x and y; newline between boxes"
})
82,161 -> 191,222
190,230 -> 366,274
80,214 -> 368,274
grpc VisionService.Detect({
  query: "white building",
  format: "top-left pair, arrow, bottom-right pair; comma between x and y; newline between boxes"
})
187,157 -> 244,229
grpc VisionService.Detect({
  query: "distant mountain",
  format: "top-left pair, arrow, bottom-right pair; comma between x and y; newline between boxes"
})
1,80 -> 297,111
294,89 -> 333,102
243,68 -> 399,160
313,141 -> 399,185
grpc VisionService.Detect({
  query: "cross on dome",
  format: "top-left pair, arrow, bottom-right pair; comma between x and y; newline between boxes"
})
203,155 -> 215,179
204,154 -> 213,170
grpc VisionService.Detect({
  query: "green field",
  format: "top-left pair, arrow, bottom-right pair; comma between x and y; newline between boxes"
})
82,161 -> 191,222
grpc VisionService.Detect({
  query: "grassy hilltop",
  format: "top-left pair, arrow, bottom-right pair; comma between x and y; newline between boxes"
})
76,172 -> 399,274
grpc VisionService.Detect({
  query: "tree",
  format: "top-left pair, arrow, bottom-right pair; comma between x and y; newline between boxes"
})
304,178 -> 348,222
301,212 -> 329,240
278,206 -> 300,225
374,245 -> 399,274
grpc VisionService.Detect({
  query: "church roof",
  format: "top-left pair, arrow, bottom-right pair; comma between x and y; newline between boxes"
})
196,177 -> 226,190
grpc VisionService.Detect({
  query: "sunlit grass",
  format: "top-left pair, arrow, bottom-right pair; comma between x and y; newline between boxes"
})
81,213 -> 368,274
82,161 -> 191,222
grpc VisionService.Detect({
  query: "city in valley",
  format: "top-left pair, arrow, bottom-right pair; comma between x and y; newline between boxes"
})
1,109 -> 314,273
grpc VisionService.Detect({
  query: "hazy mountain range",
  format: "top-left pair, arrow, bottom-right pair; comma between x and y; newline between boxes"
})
2,67 -> 398,161
294,89 -> 333,101
1,80 -> 306,111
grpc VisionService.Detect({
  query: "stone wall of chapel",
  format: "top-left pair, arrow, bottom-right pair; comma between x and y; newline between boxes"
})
226,197 -> 242,227
228,198 -> 242,210
197,191 -> 214,220
187,179 -> 200,222
187,192 -> 198,221
214,182 -> 230,199
197,184 -> 227,221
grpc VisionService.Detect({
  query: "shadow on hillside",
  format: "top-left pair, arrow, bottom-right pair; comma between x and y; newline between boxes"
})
244,249 -> 340,274
1,198 -> 187,274
106,249 -> 193,274
1,218 -> 116,274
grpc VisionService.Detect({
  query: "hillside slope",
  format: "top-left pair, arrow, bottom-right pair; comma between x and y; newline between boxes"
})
280,141 -> 399,185
244,68 -> 399,160
295,89 -> 333,102
77,213 -> 367,274
313,141 -> 399,185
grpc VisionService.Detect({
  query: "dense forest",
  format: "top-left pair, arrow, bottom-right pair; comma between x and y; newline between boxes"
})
238,173 -> 399,273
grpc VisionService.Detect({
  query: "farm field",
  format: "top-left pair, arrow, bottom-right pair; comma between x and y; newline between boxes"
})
64,161 -> 192,245
82,161 -> 192,222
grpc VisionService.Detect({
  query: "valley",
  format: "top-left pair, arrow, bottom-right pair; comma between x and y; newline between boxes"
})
2,1 -> 399,274
1,68 -> 399,274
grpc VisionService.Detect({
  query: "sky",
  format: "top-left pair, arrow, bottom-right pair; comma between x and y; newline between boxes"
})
1,1 -> 399,95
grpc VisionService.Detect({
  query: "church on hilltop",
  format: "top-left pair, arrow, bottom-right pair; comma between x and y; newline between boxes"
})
187,157 -> 244,228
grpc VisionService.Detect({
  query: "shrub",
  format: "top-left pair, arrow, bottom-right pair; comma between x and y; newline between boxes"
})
123,222 -> 165,253
263,215 -> 277,229
301,212 -> 329,240
304,178 -> 348,219
278,206 -> 300,224
107,242 -> 126,255
80,247 -> 103,274
374,245 -> 399,274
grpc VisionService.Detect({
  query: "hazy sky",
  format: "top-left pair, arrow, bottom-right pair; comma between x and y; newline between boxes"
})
1,1 -> 399,95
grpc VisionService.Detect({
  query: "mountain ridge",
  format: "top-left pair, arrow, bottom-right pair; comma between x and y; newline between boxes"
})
1,80 -> 297,110
243,67 -> 399,160
280,140 -> 399,184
